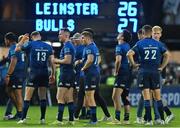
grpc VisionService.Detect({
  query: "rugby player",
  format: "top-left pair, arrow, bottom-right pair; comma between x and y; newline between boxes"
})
16,31 -> 55,124
4,32 -> 26,120
127,25 -> 170,125
111,30 -> 132,124
53,28 -> 75,125
152,25 -> 174,124
71,33 -> 88,119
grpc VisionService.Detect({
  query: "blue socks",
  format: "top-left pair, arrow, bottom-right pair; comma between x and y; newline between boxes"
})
157,100 -> 165,120
90,106 -> 97,122
124,112 -> 129,121
115,110 -> 120,121
22,100 -> 30,119
144,100 -> 152,121
68,102 -> 74,121
40,99 -> 47,120
57,103 -> 65,121
81,107 -> 86,116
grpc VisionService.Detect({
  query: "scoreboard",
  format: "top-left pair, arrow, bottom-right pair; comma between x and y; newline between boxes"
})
29,0 -> 143,33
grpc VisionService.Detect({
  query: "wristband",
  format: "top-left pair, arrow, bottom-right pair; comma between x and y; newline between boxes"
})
7,73 -> 12,77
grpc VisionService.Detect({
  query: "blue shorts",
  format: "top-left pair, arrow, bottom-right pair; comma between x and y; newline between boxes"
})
84,73 -> 100,91
114,74 -> 130,89
9,76 -> 25,89
137,71 -> 161,90
27,71 -> 49,88
58,72 -> 75,88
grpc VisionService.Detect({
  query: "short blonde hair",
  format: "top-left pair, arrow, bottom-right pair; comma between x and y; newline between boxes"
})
18,35 -> 24,42
152,26 -> 162,32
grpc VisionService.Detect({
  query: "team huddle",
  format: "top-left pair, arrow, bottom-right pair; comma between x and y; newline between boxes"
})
2,25 -> 174,126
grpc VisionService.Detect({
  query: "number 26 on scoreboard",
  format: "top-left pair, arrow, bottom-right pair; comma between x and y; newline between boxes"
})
117,1 -> 138,33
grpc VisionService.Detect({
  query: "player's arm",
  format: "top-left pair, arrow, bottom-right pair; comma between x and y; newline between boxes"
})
127,43 -> 140,68
127,50 -> 135,65
15,34 -> 29,52
98,55 -> 101,65
75,59 -> 83,66
81,54 -> 94,71
5,55 -> 17,85
159,51 -> 170,71
49,55 -> 56,76
54,55 -> 72,64
49,55 -> 56,84
114,55 -> 122,76
127,50 -> 139,69
7,56 -> 17,76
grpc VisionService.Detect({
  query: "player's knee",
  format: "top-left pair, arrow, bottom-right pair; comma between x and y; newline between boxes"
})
39,93 -> 46,100
66,95 -> 74,103
112,94 -> 118,102
24,93 -> 32,101
88,96 -> 95,106
122,96 -> 130,106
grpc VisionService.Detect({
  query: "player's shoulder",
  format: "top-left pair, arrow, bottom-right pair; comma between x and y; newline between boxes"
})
134,40 -> 142,47
85,43 -> 95,52
80,44 -> 85,49
124,42 -> 130,48
115,44 -> 122,50
65,41 -> 73,48
86,43 -> 93,49
76,44 -> 84,50
10,44 -> 16,50
158,41 -> 166,47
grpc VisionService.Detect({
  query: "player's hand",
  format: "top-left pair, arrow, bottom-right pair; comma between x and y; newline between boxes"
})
49,75 -> 55,85
132,63 -> 140,69
75,60 -> 80,66
5,75 -> 10,86
158,67 -> 163,72
20,34 -> 29,43
15,45 -> 21,52
162,78 -> 166,85
80,70 -> 85,77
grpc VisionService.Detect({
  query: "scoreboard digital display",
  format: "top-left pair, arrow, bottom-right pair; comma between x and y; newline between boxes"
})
29,0 -> 142,33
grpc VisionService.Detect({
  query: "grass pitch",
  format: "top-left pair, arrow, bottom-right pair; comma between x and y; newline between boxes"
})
0,106 -> 179,127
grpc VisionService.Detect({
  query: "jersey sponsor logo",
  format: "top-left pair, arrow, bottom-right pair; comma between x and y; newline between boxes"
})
86,49 -> 92,54
18,85 -> 22,88
156,84 -> 160,88
65,83 -> 70,86
91,85 -> 96,88
28,82 -> 33,86
76,86 -> 79,90
116,47 -> 121,52
64,48 -> 70,53
139,84 -> 143,87
74,81 -> 77,85
120,84 -> 125,87
10,50 -> 15,56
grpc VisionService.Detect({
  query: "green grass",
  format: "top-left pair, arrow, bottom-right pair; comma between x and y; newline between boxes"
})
0,106 -> 179,127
